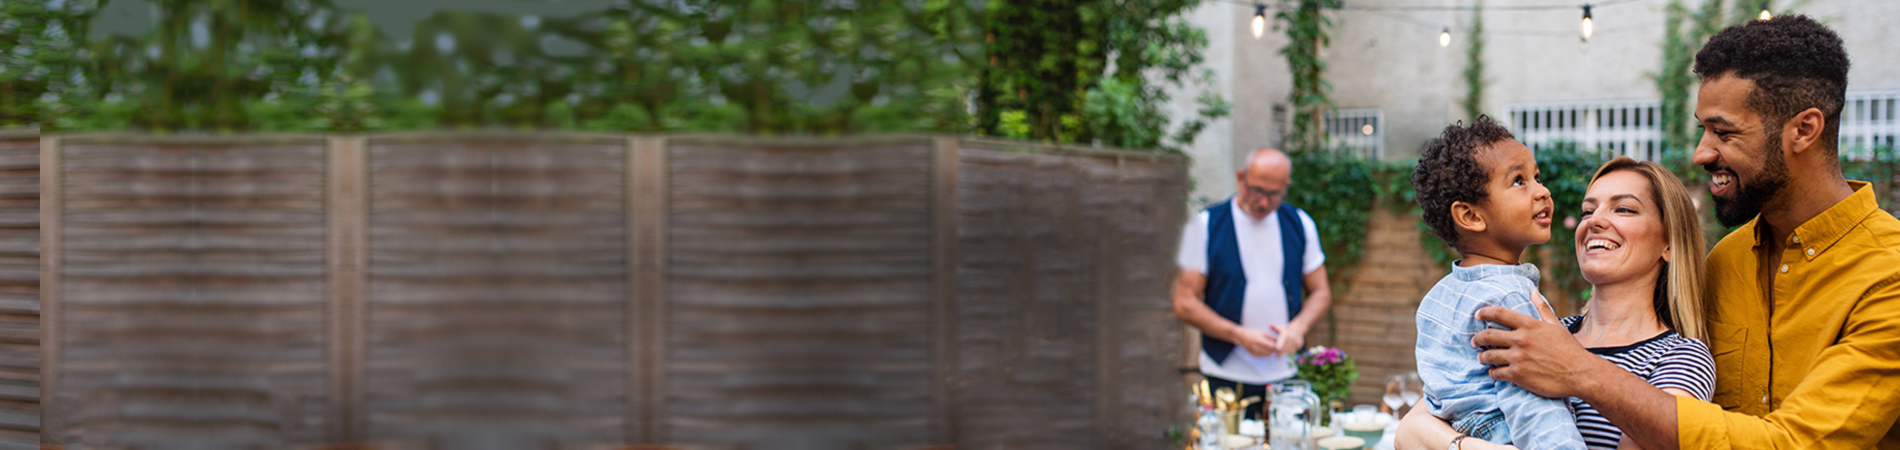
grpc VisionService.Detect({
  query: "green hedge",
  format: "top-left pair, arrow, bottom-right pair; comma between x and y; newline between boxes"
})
1289,143 -> 1609,306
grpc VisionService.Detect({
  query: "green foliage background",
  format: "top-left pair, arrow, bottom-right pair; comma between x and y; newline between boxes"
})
1459,1 -> 1484,121
1276,0 -> 1340,152
1526,141 -> 1612,304
1,0 -> 1229,153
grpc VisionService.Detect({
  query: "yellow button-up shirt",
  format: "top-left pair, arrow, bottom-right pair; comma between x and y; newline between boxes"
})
1679,181 -> 1900,449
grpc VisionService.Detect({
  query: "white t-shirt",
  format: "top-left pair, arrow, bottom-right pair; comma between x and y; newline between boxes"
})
1176,201 -> 1325,384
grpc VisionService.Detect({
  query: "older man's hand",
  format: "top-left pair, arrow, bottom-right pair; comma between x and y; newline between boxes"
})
1470,305 -> 1612,399
1232,327 -> 1280,357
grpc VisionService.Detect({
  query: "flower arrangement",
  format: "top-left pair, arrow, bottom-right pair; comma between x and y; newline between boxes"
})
1292,345 -> 1359,421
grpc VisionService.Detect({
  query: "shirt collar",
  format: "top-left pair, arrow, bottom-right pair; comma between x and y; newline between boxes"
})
1450,261 -> 1542,284
1783,180 -> 1883,260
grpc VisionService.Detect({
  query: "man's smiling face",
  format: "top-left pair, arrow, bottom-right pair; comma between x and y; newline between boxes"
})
1693,74 -> 1791,227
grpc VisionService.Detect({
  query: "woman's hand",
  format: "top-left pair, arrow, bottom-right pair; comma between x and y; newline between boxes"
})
1394,406 -> 1517,450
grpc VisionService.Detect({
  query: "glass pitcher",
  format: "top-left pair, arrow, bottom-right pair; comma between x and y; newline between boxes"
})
1269,379 -> 1322,450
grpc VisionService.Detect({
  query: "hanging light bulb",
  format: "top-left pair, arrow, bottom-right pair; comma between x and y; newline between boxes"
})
1580,4 -> 1595,42
1252,3 -> 1267,40
1440,27 -> 1451,47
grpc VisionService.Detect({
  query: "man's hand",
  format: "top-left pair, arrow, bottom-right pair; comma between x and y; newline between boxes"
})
1471,305 -> 1610,399
1268,323 -> 1306,357
1233,326 -> 1279,357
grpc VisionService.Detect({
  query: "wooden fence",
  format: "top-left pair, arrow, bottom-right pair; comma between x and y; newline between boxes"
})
36,133 -> 1189,450
0,130 -> 37,450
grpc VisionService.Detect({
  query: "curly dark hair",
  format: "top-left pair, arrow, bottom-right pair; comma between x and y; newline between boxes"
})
1694,15 -> 1849,156
1413,115 -> 1515,250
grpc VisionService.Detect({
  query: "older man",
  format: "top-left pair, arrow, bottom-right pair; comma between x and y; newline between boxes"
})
1439,16 -> 1900,450
1174,147 -> 1334,420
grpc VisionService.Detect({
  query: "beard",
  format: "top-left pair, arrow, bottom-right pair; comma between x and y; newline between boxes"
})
1710,129 -> 1791,227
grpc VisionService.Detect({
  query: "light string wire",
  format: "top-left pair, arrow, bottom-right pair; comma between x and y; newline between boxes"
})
1219,0 -> 1657,40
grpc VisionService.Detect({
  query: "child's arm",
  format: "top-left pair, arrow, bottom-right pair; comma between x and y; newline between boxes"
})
1492,290 -> 1586,450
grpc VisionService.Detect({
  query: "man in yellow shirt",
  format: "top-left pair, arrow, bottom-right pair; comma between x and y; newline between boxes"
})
1465,16 -> 1900,449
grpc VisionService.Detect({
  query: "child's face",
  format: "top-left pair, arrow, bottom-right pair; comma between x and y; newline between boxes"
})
1471,139 -> 1554,250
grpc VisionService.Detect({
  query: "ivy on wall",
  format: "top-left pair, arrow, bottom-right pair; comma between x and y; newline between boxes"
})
1654,0 -> 1729,180
1459,0 -> 1485,121
1288,149 -> 1379,285
1526,142 -> 1612,306
1291,141 -> 1610,310
1276,0 -> 1340,152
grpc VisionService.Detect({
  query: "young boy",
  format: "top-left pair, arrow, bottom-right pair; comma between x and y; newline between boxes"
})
1410,116 -> 1582,450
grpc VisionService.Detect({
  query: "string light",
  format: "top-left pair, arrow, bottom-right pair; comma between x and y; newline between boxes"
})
1252,3 -> 1268,39
1213,0 -> 1648,47
1579,4 -> 1594,42
1757,1 -> 1773,21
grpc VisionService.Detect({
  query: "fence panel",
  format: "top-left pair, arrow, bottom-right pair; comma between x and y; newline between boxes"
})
0,132 -> 35,449
52,136 -> 332,448
664,137 -> 937,450
362,135 -> 628,449
951,139 -> 1186,450
37,133 -> 1191,449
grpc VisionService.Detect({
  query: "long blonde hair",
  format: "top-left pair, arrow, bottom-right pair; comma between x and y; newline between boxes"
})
1587,157 -> 1708,340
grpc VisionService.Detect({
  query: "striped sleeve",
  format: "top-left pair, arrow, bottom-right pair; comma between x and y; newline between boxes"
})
1647,337 -> 1715,401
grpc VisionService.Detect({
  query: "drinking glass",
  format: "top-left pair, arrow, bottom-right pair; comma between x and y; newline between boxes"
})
1401,372 -> 1424,410
1381,374 -> 1407,414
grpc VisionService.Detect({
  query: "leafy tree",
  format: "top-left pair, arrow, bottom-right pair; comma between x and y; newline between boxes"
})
9,0 -> 1225,153
978,0 -> 1228,152
2,0 -> 101,129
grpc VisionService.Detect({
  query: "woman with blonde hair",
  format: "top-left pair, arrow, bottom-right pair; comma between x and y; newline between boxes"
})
1399,156 -> 1715,450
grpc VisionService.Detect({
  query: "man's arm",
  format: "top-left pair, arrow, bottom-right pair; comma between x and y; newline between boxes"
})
1173,269 -> 1279,356
1472,306 -> 1680,450
1671,282 -> 1900,450
1270,266 -> 1332,355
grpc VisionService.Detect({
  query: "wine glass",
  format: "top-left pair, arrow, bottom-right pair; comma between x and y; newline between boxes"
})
1401,372 -> 1424,412
1381,374 -> 1407,414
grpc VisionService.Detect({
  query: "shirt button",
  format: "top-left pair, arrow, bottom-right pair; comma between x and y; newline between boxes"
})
1793,235 -> 1801,244
1762,395 -> 1769,404
1807,248 -> 1816,256
1780,264 -> 1789,273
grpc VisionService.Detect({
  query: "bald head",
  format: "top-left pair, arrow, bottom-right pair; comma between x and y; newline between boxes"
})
1235,148 -> 1293,220
1241,148 -> 1292,178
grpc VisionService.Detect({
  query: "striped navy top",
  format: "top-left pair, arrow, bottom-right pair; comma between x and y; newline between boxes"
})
1560,315 -> 1716,450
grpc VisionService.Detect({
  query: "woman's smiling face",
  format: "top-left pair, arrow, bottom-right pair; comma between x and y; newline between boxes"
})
1576,170 -> 1670,287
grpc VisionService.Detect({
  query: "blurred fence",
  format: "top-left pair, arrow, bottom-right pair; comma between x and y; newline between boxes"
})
0,131 -> 37,450
36,133 -> 1188,450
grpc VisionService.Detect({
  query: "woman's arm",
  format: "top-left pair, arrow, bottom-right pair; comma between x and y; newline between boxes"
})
1395,407 -> 1517,450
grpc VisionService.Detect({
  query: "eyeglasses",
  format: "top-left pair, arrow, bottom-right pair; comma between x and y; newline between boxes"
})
1242,184 -> 1285,202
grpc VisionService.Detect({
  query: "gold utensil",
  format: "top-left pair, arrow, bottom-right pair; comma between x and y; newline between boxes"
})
1215,387 -> 1239,411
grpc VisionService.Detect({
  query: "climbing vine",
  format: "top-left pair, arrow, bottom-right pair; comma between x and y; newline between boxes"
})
1654,0 -> 1728,180
1460,0 -> 1485,121
1276,0 -> 1341,152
